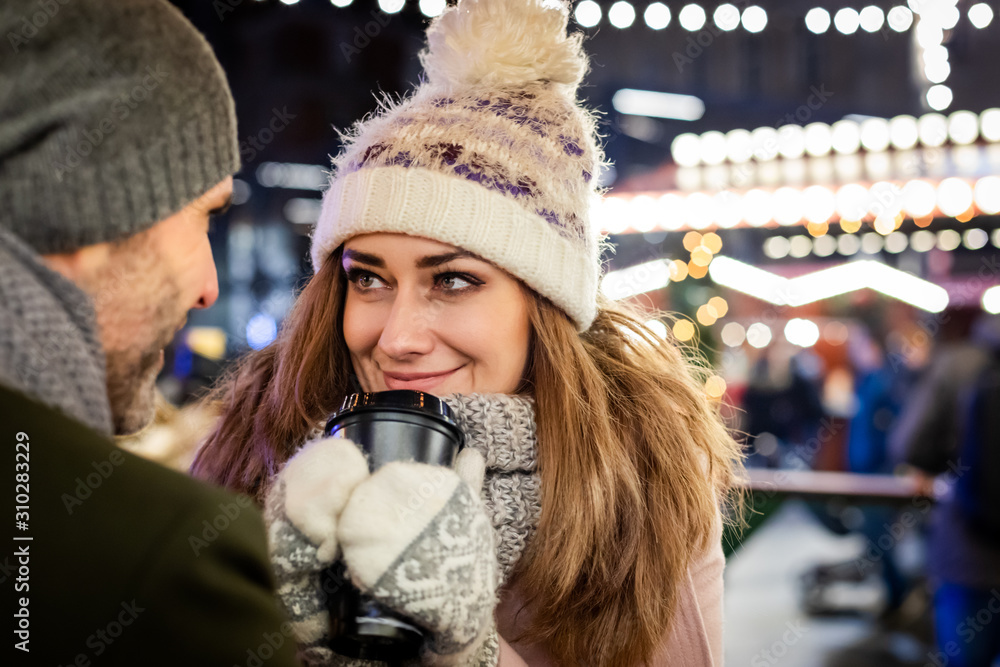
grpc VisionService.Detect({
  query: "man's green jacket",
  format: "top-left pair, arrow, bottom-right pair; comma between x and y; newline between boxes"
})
0,383 -> 302,666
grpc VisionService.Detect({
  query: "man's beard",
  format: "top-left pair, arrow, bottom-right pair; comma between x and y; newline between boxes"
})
103,289 -> 181,434
86,239 -> 184,435
105,343 -> 164,434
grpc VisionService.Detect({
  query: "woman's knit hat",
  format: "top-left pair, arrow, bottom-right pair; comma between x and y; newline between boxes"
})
311,0 -> 606,332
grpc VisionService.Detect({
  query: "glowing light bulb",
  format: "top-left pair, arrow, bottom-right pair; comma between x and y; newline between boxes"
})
713,3 -> 740,30
747,323 -> 772,348
975,176 -> 1000,214
948,110 -> 979,145
903,179 -> 938,218
937,178 -> 974,217
575,0 -> 602,27
859,5 -> 885,32
831,120 -> 861,155
805,7 -> 831,33
918,113 -> 948,147
834,7 -> 860,34
860,117 -> 890,152
981,108 -> 1000,142
887,6 -> 913,31
742,5 -> 767,32
679,4 -> 707,30
644,2 -> 671,29
890,115 -> 919,150
609,1 -> 636,28
969,3 -> 994,29
418,0 -> 444,15
926,85 -> 953,112
721,322 -> 746,347
671,133 -> 701,167
804,122 -> 833,157
673,319 -> 696,342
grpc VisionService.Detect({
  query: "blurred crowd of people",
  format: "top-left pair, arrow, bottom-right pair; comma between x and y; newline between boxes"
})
735,307 -> 1000,666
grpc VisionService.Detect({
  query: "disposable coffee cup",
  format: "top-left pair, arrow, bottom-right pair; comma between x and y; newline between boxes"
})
323,390 -> 464,661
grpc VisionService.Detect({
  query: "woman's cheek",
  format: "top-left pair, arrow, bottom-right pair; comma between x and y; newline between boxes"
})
343,301 -> 377,352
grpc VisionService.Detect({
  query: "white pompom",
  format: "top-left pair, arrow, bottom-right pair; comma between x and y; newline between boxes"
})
420,0 -> 587,91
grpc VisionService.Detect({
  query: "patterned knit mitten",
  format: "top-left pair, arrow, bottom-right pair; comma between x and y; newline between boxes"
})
337,447 -> 500,666
264,437 -> 371,666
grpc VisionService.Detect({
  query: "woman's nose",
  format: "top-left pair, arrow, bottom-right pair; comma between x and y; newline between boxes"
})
377,289 -> 437,359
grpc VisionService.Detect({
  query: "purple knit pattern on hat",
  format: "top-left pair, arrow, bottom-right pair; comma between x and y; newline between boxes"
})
340,84 -> 599,249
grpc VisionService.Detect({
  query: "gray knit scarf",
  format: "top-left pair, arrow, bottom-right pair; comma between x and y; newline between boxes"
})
442,393 -> 541,586
0,227 -> 113,436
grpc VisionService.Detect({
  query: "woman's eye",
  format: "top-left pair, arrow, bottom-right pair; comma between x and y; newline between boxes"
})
346,268 -> 385,290
437,273 -> 481,291
439,274 -> 470,290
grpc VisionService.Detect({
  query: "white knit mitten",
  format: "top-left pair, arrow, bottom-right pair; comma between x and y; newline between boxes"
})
265,395 -> 535,667
264,437 -> 371,666
337,447 -> 500,666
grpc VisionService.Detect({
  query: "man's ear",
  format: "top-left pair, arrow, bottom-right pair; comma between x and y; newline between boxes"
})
41,242 -> 113,285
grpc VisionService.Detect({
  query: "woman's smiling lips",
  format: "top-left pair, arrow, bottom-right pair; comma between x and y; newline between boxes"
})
382,366 -> 464,391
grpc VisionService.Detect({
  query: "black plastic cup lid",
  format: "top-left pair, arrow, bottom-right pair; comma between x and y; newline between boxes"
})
334,390 -> 460,429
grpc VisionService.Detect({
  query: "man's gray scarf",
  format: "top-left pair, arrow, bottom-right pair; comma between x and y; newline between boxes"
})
0,227 -> 113,436
443,393 -> 541,585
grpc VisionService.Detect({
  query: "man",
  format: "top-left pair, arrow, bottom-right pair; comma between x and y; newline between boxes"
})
0,1 -> 300,664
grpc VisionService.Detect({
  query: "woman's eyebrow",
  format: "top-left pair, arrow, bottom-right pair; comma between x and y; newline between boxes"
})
342,249 -> 477,269
342,249 -> 383,267
415,250 -> 477,268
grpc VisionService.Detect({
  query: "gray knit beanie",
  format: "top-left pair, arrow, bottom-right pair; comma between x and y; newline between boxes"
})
0,0 -> 239,254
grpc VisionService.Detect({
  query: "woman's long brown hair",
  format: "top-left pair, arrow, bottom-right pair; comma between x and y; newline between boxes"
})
190,249 -> 352,500
191,247 -> 744,666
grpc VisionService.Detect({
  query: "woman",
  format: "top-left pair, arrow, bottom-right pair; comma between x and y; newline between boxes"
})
193,0 -> 743,664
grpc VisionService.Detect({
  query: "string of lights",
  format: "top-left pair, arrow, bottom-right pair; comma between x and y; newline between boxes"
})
600,226 -> 997,307
761,226 -> 999,259
591,106 -> 1000,233
670,109 -> 1000,167
264,0 -> 996,36
596,175 -> 1000,234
